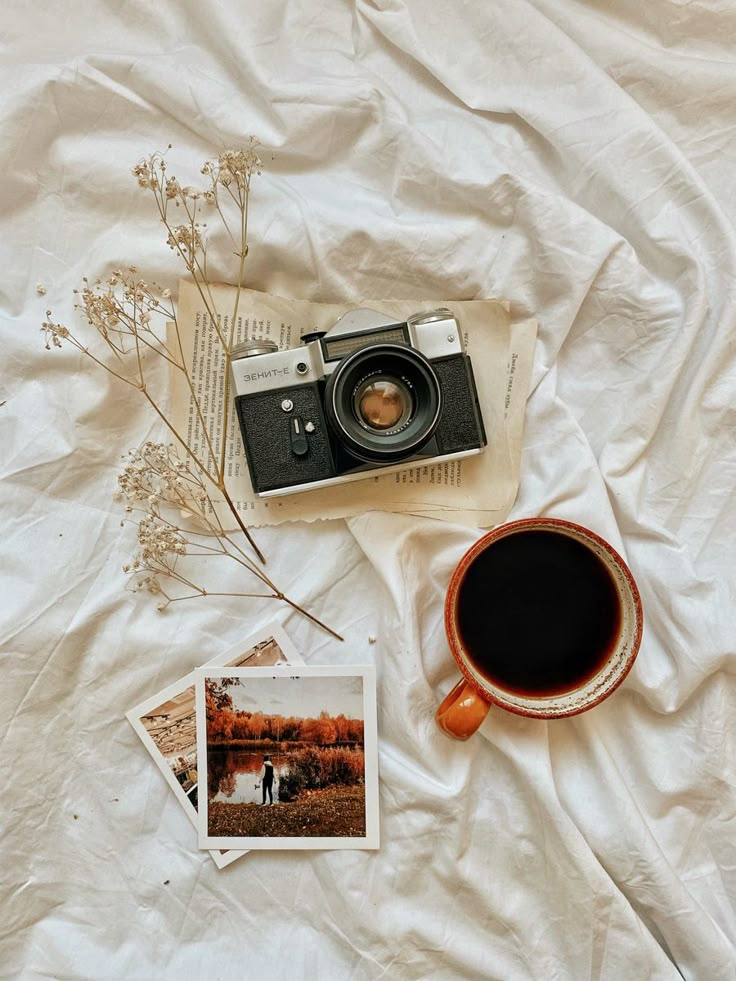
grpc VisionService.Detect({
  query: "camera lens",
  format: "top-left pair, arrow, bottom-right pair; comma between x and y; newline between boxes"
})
325,344 -> 442,464
354,377 -> 413,432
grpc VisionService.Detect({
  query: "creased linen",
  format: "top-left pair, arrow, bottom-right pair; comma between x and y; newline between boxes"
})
2,0 -> 734,978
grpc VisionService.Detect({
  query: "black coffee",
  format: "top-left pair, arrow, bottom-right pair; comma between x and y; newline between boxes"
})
456,530 -> 621,698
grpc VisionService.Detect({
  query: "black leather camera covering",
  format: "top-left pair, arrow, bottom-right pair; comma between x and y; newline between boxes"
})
235,383 -> 336,494
433,354 -> 487,453
236,354 -> 485,495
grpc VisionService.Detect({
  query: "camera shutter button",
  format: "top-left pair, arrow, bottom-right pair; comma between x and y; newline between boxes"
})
289,417 -> 309,457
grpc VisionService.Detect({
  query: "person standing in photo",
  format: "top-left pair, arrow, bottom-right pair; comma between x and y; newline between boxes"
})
259,755 -> 275,804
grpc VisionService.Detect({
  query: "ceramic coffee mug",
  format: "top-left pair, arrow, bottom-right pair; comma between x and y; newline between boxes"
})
436,518 -> 643,740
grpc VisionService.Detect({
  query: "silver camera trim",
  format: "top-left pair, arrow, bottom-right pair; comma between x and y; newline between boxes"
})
258,447 -> 483,498
229,308 -> 464,396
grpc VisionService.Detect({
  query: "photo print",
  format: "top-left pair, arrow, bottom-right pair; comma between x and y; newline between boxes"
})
126,623 -> 303,869
195,665 -> 379,850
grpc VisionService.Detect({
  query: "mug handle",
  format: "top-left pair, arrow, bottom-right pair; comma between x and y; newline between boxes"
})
436,678 -> 492,740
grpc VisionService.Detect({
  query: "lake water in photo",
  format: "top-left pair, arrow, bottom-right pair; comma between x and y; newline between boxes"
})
209,749 -> 289,804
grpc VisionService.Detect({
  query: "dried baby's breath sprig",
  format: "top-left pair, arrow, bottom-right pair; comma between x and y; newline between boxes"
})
116,442 -> 333,632
43,144 -> 342,640
41,316 -> 69,349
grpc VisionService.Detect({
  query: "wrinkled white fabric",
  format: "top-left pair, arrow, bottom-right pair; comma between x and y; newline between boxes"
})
1,1 -> 734,979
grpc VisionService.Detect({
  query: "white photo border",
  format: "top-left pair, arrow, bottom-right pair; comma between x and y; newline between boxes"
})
126,623 -> 304,869
195,665 -> 379,851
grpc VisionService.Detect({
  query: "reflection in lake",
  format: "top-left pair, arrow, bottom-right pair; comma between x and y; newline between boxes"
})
208,749 -> 288,803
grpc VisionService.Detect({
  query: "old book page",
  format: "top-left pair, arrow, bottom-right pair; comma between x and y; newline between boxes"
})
170,279 -> 537,528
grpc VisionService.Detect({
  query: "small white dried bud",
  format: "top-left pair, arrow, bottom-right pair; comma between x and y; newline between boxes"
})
132,162 -> 154,189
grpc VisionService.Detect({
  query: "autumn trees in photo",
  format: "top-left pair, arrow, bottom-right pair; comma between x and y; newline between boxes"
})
204,679 -> 364,746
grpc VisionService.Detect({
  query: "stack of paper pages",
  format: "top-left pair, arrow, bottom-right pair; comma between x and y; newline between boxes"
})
171,281 -> 537,528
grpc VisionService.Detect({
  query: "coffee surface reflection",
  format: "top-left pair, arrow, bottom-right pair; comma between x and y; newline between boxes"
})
456,530 -> 621,698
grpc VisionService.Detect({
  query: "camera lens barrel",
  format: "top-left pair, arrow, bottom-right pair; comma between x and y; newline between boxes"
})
324,343 -> 442,464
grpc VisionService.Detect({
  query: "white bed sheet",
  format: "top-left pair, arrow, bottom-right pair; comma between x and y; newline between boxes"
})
2,1 -> 734,978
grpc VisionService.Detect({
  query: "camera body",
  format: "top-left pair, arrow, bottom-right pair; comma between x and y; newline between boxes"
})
231,307 -> 487,497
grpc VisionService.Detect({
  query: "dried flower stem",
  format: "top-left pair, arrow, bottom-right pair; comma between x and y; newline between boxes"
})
42,145 -> 342,640
113,443 -> 341,638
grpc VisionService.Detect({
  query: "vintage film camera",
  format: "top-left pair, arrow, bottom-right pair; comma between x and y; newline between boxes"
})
231,308 -> 487,497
